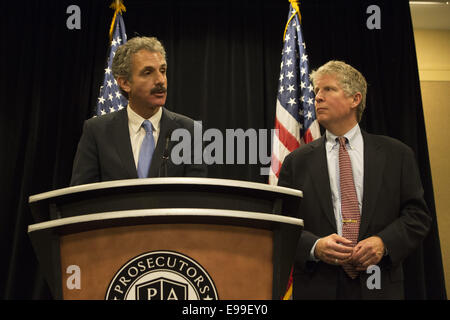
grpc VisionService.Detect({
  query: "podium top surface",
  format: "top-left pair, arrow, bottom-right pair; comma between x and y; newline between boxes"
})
29,177 -> 303,203
28,208 -> 304,234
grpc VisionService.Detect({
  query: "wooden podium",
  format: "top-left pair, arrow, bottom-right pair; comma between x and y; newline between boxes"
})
28,178 -> 303,300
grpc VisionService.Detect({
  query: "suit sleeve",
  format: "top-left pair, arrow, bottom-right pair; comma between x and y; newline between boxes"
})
70,120 -> 100,186
278,153 -> 320,271
185,120 -> 207,177
376,146 -> 432,266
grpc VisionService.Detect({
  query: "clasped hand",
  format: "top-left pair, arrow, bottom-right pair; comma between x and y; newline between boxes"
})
314,234 -> 385,271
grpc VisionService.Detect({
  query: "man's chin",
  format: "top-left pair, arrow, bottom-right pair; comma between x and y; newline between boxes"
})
146,105 -> 163,113
149,96 -> 166,107
143,98 -> 165,109
316,117 -> 328,127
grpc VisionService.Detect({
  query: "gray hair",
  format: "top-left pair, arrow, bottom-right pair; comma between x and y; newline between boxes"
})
112,36 -> 167,97
310,60 -> 367,122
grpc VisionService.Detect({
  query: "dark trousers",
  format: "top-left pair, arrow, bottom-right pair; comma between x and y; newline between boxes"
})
336,268 -> 362,300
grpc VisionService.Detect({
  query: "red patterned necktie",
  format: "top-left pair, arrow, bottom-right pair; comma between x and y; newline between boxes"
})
338,137 -> 360,279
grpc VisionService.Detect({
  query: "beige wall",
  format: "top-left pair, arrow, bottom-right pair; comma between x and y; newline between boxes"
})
413,29 -> 450,297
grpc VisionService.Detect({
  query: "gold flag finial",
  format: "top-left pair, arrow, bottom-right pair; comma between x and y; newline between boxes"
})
289,0 -> 301,20
283,0 -> 302,42
109,0 -> 127,42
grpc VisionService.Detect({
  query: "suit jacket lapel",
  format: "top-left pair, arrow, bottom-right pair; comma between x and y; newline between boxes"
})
309,135 -> 337,231
359,131 -> 386,239
110,108 -> 138,179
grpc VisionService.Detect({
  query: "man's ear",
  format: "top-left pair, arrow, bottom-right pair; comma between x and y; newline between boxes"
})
116,76 -> 131,95
352,92 -> 362,108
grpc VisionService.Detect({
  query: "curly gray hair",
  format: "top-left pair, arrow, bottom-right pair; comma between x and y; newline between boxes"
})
310,60 -> 367,122
112,36 -> 167,98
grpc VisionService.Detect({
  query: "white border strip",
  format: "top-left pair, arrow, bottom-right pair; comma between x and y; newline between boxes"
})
29,177 -> 303,203
27,208 -> 303,233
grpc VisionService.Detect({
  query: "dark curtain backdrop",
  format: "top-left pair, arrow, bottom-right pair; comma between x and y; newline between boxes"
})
0,0 -> 446,299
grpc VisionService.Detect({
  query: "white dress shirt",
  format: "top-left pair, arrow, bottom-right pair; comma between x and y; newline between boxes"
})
310,123 -> 364,260
127,106 -> 162,169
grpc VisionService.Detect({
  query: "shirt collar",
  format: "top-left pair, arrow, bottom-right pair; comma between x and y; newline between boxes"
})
325,123 -> 362,152
127,105 -> 163,134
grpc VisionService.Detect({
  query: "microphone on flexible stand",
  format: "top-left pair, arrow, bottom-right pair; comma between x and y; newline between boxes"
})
159,133 -> 171,177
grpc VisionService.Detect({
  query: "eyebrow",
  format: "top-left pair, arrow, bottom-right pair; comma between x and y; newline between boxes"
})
315,84 -> 337,91
141,64 -> 167,70
140,64 -> 167,73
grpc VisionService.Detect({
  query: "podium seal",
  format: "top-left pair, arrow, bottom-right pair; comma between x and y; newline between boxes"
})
105,250 -> 218,300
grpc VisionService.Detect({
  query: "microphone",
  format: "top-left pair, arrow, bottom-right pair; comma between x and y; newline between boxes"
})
159,133 -> 171,177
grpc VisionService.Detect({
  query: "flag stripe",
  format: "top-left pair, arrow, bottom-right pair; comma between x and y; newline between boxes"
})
270,154 -> 282,179
275,119 -> 300,152
302,119 -> 321,144
272,131 -> 292,163
275,99 -> 301,142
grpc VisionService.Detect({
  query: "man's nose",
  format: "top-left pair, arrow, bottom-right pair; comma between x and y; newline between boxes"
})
155,71 -> 165,85
315,90 -> 324,103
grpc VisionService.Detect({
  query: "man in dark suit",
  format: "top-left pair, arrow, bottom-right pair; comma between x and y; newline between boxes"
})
70,36 -> 206,186
278,60 -> 431,299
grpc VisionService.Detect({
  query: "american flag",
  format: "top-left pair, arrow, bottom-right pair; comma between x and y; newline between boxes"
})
269,3 -> 320,186
95,11 -> 128,116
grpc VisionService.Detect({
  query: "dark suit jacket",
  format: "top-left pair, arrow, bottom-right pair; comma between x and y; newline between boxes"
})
278,130 -> 431,299
70,107 -> 207,186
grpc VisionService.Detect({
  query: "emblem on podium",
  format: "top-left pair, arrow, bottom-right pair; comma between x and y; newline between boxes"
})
105,250 -> 218,300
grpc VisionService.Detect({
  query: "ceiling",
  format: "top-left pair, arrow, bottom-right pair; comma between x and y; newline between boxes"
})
410,1 -> 450,29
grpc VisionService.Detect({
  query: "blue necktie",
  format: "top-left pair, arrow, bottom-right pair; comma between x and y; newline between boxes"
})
137,120 -> 155,178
